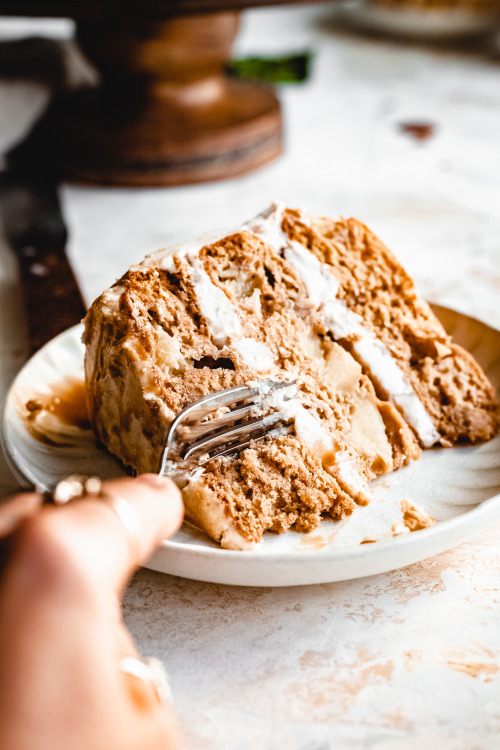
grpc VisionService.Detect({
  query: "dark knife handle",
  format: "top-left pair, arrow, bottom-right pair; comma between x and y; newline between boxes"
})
0,172 -> 86,355
17,245 -> 86,355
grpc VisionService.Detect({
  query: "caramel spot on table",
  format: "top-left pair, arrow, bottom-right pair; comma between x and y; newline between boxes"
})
399,121 -> 435,142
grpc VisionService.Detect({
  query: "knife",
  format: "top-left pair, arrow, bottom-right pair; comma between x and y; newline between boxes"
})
0,167 -> 86,356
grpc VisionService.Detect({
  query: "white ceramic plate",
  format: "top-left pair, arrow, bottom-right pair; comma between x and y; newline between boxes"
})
2,305 -> 500,587
335,0 -> 499,40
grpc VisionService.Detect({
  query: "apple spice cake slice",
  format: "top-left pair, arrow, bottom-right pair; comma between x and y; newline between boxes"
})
83,203 -> 498,549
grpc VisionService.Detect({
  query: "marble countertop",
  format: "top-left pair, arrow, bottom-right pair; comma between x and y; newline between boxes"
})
1,6 -> 500,748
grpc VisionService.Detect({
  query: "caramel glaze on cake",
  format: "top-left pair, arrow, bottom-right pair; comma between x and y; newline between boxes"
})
83,204 -> 498,549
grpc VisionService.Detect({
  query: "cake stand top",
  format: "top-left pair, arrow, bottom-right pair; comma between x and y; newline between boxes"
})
0,0 -> 323,19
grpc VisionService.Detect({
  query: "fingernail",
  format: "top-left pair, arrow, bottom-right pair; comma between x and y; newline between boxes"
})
136,474 -> 172,489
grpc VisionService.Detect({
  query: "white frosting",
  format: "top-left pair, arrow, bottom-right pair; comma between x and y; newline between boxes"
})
287,402 -> 332,449
247,379 -> 296,409
246,204 -> 440,448
186,256 -> 242,347
110,222 -> 278,371
142,391 -> 174,421
142,228 -> 234,272
284,240 -> 340,304
243,202 -> 288,250
350,331 -> 440,448
179,250 -> 276,372
232,338 -> 275,372
99,284 -> 126,314
269,389 -> 371,500
270,395 -> 368,496
334,450 -> 371,498
247,379 -> 333,450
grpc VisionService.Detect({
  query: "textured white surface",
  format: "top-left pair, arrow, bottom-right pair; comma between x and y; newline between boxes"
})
1,7 -> 500,748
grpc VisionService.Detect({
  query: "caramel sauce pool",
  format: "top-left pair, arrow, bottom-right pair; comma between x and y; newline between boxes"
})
25,376 -> 91,438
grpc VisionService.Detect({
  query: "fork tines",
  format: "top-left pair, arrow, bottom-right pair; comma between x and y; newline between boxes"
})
160,379 -> 297,477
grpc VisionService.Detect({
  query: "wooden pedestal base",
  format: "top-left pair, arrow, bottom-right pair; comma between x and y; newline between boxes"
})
29,12 -> 283,187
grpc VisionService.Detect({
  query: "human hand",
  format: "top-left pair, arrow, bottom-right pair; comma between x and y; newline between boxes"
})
0,474 -> 184,750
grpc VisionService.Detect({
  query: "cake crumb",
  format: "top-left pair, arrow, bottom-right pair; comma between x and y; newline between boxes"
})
400,499 -> 436,532
360,499 -> 435,545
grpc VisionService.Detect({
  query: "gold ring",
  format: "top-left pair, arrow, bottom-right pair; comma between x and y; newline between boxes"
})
45,477 -> 141,559
120,656 -> 172,706
46,475 -> 102,505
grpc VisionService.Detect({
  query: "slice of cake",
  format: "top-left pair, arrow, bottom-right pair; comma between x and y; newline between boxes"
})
83,203 -> 498,549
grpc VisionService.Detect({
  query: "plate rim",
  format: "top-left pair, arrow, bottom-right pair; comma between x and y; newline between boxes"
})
159,486 -> 500,562
1,324 -> 88,490
2,305 -> 500,582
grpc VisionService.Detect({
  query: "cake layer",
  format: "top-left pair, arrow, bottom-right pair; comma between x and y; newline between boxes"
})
84,204 -> 498,548
278,206 -> 498,445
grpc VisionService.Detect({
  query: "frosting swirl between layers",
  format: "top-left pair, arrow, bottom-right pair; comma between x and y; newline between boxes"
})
184,253 -> 275,373
245,203 -> 441,448
150,230 -> 352,456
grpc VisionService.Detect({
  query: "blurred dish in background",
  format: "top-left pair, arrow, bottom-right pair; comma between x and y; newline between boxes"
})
335,0 -> 500,40
0,2 -> 317,188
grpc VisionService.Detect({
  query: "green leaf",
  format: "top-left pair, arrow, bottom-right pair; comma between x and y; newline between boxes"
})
227,53 -> 312,84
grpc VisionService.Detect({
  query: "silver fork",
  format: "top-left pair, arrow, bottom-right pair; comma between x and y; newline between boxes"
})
159,380 -> 297,486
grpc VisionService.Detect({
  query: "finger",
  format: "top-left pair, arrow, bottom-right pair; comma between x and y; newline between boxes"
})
104,474 -> 184,558
54,474 -> 184,594
0,493 -> 44,571
6,474 -> 183,602
0,492 -> 42,539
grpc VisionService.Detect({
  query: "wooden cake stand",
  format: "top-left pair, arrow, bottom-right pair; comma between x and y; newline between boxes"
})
2,1 -> 319,186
